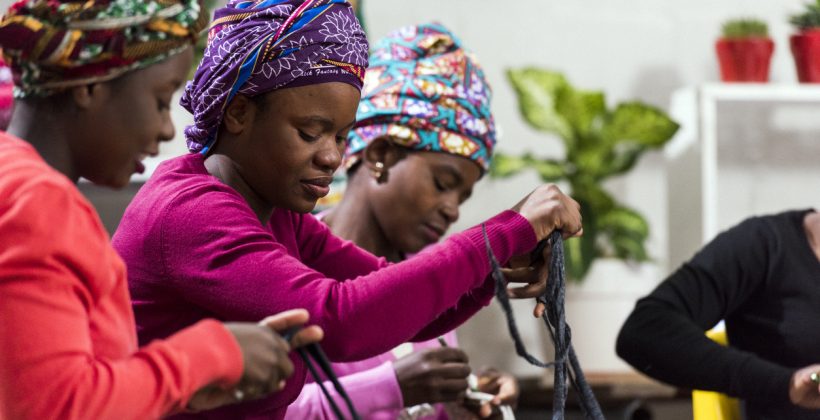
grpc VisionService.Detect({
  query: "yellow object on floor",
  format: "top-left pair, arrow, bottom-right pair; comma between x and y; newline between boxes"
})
691,329 -> 741,420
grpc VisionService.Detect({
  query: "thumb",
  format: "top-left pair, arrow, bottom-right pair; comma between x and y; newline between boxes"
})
258,308 -> 310,332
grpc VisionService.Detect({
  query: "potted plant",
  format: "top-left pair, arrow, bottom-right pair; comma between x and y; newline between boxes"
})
716,18 -> 773,82
790,0 -> 820,82
491,68 -> 679,281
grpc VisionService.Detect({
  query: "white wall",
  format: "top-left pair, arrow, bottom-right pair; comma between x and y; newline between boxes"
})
6,0 -> 814,376
356,0 -> 817,376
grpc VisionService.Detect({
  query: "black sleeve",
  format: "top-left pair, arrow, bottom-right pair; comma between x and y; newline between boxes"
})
615,216 -> 794,404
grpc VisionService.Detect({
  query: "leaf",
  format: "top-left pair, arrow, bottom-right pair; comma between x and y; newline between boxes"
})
490,153 -> 565,182
529,157 -> 565,182
596,206 -> 650,261
563,197 -> 600,281
572,182 -> 615,216
610,235 -> 649,261
506,68 -> 573,141
555,88 -> 606,141
600,102 -> 679,149
564,237 -> 587,281
601,143 -> 643,176
490,154 -> 530,178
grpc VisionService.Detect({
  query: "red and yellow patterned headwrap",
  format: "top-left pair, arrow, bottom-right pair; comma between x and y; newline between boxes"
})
0,0 -> 208,97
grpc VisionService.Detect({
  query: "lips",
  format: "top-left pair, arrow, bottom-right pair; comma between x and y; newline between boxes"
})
133,152 -> 153,175
301,176 -> 332,199
421,222 -> 446,242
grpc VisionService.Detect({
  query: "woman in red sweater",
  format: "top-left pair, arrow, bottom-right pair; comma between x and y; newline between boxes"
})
0,1 -> 321,419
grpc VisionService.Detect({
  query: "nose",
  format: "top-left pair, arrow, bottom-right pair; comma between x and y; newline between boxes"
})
440,193 -> 460,224
159,110 -> 175,143
314,137 -> 343,172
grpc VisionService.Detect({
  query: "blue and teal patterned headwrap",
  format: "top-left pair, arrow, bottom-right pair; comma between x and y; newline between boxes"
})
346,22 -> 496,172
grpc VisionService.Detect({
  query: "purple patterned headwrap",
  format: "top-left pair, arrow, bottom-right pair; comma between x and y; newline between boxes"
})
182,0 -> 368,153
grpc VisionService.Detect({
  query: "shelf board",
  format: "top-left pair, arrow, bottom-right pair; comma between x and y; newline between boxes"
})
697,83 -> 820,102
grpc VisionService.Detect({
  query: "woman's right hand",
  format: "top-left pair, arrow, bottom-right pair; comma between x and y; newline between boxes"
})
789,364 -> 820,409
394,347 -> 472,407
511,184 -> 582,242
188,309 -> 323,411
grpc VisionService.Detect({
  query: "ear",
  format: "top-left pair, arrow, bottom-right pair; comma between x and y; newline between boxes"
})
223,94 -> 254,135
70,83 -> 107,110
362,136 -> 406,184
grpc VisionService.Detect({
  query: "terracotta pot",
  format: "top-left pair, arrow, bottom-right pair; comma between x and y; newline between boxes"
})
715,37 -> 774,82
790,29 -> 820,83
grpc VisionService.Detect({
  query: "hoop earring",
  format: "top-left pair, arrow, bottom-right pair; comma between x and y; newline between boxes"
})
371,161 -> 386,183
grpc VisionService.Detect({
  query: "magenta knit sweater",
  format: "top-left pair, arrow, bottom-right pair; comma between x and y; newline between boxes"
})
112,153 -> 536,419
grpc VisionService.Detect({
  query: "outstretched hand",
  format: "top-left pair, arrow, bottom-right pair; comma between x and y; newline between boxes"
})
187,309 -> 323,412
789,364 -> 820,409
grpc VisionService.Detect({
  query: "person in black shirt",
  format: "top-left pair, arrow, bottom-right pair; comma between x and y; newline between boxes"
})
617,209 -> 820,419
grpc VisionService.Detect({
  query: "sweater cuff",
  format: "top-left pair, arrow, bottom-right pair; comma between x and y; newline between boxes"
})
339,361 -> 404,414
463,210 -> 537,264
166,319 -> 244,392
738,361 -> 794,405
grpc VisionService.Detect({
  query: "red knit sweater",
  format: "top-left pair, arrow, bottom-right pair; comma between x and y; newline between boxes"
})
0,133 -> 244,419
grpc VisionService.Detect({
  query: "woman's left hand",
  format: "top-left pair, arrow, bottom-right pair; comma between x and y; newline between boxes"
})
502,242 -> 552,318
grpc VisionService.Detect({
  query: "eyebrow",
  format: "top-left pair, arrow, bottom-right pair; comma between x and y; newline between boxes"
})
436,164 -> 465,185
299,116 -> 357,132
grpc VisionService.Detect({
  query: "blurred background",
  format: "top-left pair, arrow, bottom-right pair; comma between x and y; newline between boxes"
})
3,0 -> 816,418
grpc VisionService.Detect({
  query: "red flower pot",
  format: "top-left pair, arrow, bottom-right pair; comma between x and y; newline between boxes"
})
790,30 -> 820,83
715,37 -> 774,82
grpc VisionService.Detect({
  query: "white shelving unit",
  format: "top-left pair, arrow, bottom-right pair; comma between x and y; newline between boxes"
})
664,84 -> 820,270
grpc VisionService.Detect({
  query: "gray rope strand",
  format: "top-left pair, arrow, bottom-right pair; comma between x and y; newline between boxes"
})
540,233 -> 604,419
482,226 -> 604,420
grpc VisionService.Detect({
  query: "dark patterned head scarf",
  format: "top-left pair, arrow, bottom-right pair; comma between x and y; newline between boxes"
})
346,23 -> 496,172
182,0 -> 368,154
0,0 -> 208,98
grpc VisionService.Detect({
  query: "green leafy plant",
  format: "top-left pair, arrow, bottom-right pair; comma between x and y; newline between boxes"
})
492,68 -> 679,281
721,18 -> 769,39
791,0 -> 820,31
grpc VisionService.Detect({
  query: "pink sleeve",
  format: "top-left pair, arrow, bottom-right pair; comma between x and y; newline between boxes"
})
161,189 -> 537,362
284,361 -> 403,420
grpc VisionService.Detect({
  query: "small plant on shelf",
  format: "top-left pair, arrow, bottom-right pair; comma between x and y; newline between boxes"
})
716,18 -> 773,82
790,0 -> 820,82
722,19 -> 769,39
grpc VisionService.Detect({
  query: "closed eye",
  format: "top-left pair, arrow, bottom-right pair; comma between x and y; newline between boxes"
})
433,178 -> 447,192
299,130 -> 320,142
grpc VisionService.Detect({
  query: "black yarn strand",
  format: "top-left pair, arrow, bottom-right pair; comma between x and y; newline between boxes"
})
281,329 -> 361,420
296,348 -> 348,420
483,226 -> 605,420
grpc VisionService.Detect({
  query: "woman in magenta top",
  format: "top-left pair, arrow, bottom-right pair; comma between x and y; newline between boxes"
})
0,1 -> 321,418
112,1 -> 582,419
288,23 -> 520,419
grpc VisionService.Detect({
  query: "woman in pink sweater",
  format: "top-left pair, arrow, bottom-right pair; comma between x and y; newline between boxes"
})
0,1 -> 320,419
288,23 -> 520,419
113,1 -> 582,419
